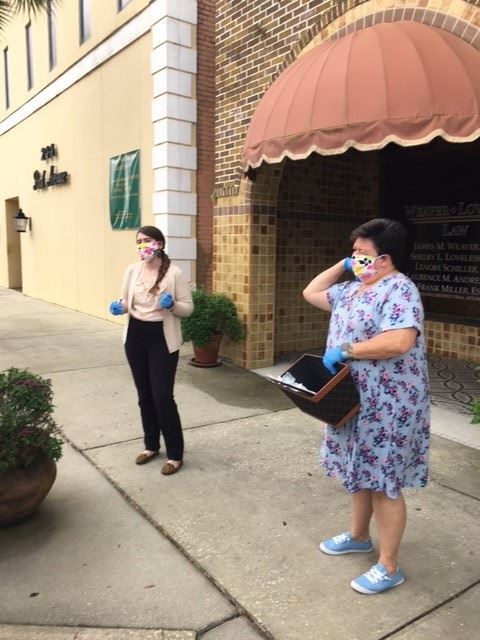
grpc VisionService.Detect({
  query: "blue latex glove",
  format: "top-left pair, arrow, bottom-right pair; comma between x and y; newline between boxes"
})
159,293 -> 174,310
343,257 -> 354,271
109,300 -> 124,316
322,346 -> 347,375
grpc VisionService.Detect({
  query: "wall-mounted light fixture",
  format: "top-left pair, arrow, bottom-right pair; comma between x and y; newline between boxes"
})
13,209 -> 32,232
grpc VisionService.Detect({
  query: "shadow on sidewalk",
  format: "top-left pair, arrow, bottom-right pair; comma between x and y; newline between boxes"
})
176,355 -> 291,412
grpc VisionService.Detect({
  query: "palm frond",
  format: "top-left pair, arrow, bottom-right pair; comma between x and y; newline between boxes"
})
12,0 -> 50,16
0,2 -> 11,30
0,0 -> 52,31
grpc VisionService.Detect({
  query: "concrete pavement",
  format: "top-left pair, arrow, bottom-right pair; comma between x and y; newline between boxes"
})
0,287 -> 479,640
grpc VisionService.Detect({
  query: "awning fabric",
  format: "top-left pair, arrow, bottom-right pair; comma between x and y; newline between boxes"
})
242,21 -> 480,169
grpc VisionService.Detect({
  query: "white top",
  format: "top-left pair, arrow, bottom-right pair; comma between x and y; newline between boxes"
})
120,262 -> 194,352
130,265 -> 164,322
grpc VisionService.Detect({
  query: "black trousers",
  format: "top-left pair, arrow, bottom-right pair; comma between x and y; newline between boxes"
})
125,316 -> 183,460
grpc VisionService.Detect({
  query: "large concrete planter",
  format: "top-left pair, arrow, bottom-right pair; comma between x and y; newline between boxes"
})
0,453 -> 57,527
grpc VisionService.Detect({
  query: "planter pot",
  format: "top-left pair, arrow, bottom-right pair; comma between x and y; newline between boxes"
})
190,333 -> 223,367
0,453 -> 57,527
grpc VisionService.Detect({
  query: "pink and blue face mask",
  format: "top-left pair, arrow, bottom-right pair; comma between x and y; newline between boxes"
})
351,253 -> 386,282
137,240 -> 160,262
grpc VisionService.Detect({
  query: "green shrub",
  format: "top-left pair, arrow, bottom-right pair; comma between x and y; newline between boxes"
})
0,367 -> 63,471
181,288 -> 246,347
472,399 -> 480,424
472,366 -> 480,424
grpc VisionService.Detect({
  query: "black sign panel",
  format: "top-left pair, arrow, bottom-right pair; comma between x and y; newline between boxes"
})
407,219 -> 480,301
382,139 -> 480,323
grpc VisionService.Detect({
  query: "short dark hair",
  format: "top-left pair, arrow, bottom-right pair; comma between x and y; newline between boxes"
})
350,218 -> 408,268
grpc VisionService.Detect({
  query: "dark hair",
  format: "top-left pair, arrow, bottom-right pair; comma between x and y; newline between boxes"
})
137,225 -> 171,295
350,218 -> 408,268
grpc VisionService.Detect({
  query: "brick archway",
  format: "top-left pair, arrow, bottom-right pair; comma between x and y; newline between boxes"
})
276,0 -> 480,80
214,0 -> 480,199
214,0 -> 480,368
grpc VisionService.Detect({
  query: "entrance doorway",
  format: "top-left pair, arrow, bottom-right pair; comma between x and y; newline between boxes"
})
5,198 -> 22,290
269,138 -> 480,364
273,151 -> 381,359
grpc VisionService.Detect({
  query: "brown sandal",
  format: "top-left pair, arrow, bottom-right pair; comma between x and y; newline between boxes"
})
161,460 -> 183,475
135,451 -> 159,465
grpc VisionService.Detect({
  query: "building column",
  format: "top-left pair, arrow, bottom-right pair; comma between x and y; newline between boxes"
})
150,0 -> 197,282
213,171 -> 279,369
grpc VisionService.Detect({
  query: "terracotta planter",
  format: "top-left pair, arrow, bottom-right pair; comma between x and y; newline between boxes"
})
191,333 -> 223,367
0,453 -> 57,527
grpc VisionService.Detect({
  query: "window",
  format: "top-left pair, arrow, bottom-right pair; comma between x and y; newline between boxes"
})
118,0 -> 133,11
79,0 -> 91,44
25,22 -> 33,90
3,47 -> 9,109
47,0 -> 57,70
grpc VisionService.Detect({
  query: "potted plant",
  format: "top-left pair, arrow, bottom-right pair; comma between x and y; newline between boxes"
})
181,288 -> 246,366
472,366 -> 480,424
0,367 -> 63,526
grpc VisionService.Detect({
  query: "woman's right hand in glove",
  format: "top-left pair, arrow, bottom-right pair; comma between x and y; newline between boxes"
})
109,300 -> 124,316
343,257 -> 354,271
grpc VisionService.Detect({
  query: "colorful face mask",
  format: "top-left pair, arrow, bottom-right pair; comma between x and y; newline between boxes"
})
351,253 -> 385,282
137,240 -> 160,262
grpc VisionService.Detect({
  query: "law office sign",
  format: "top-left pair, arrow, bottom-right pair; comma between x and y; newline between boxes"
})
109,150 -> 140,230
405,202 -> 480,301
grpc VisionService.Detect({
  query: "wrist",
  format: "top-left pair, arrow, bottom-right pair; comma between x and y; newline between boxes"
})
340,342 -> 354,359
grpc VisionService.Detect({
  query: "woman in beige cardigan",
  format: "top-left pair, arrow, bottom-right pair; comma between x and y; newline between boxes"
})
110,226 -> 193,475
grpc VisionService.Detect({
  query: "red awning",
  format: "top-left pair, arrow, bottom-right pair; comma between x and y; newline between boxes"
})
242,21 -> 480,169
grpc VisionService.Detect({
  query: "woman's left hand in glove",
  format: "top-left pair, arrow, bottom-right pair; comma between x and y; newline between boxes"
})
322,346 -> 347,374
159,293 -> 174,309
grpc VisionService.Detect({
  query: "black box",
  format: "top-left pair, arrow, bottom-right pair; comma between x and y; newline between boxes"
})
268,354 -> 360,428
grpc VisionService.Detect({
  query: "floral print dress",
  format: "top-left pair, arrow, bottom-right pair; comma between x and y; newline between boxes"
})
321,273 -> 430,499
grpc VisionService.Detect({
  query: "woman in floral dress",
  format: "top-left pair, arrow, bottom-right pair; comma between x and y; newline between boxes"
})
303,218 -> 430,595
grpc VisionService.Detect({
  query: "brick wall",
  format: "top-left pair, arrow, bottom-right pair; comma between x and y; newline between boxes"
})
426,321 -> 480,362
216,0 -> 336,191
196,0 -> 216,289
215,0 -> 480,194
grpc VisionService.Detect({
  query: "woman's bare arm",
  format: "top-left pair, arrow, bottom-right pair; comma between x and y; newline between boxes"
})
303,260 -> 346,311
349,328 -> 418,359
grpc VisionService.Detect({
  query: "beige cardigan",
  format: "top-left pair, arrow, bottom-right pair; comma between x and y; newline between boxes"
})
120,262 -> 193,352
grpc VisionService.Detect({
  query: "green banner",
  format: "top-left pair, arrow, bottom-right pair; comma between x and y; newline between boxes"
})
109,150 -> 140,229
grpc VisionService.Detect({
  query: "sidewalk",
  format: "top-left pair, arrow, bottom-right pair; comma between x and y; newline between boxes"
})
0,288 -> 479,640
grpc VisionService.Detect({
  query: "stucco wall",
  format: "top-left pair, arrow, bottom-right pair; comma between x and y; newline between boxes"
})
0,34 -> 153,317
